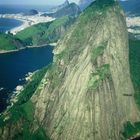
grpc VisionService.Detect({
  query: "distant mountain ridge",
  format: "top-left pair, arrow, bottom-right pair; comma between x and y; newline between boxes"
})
50,0 -> 70,13
25,9 -> 39,16
42,2 -> 81,18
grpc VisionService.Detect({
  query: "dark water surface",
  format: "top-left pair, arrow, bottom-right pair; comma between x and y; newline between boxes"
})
0,18 -> 23,32
0,5 -> 53,14
0,46 -> 53,112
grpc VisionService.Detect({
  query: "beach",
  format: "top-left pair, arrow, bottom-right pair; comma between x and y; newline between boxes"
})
126,16 -> 140,34
0,13 -> 55,34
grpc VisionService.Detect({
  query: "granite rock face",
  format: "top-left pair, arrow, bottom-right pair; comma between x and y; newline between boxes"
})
33,1 -> 140,140
50,0 -> 70,13
0,1 -> 140,140
45,3 -> 81,18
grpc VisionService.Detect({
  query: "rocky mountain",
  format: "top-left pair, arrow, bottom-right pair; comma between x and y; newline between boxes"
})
50,0 -> 70,13
16,16 -> 76,46
78,0 -> 140,15
79,0 -> 94,10
42,3 -> 81,18
25,9 -> 39,16
0,0 -> 140,140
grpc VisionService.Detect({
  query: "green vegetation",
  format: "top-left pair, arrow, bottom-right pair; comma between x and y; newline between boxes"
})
88,44 -> 110,90
16,67 -> 48,105
16,16 -> 74,46
96,0 -> 115,8
122,121 -> 140,139
129,40 -> 140,109
47,63 -> 63,91
88,64 -> 111,90
32,127 -> 50,140
20,100 -> 35,121
1,67 -> 47,125
0,33 -> 23,51
91,45 -> 106,64
56,0 -> 118,66
47,16 -> 69,35
16,22 -> 51,46
13,126 -> 50,140
121,40 -> 140,139
0,66 -> 50,139
0,15 -> 74,140
55,9 -> 98,64
84,0 -> 116,13
7,100 -> 35,124
54,1 -> 111,64
0,16 -> 74,51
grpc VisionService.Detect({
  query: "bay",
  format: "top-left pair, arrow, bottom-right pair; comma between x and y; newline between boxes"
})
0,46 -> 53,112
0,18 -> 23,32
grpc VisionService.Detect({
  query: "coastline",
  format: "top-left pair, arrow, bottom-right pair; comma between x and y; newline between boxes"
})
0,13 -> 55,35
0,14 -> 57,54
0,42 -> 57,54
0,49 -> 22,54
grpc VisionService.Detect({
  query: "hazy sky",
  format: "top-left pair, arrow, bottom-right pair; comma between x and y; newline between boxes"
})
0,0 -> 79,5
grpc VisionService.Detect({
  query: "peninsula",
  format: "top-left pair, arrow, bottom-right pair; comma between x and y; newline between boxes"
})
0,13 -> 55,35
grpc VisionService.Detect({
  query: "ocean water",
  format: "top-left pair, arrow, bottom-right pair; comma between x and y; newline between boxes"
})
0,5 -> 53,14
0,46 -> 53,112
0,5 -> 54,32
0,18 -> 23,32
0,5 -> 55,112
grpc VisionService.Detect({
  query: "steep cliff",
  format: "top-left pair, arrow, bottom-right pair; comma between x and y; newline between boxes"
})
0,0 -> 140,140
16,16 -> 76,46
50,0 -> 70,13
44,3 -> 81,18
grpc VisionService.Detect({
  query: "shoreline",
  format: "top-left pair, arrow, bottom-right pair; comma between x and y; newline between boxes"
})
0,14 -> 57,54
0,42 -> 57,54
0,13 -> 55,35
0,49 -> 22,54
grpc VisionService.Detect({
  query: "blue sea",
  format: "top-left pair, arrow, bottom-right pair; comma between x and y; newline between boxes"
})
0,5 -> 53,32
0,46 -> 53,113
0,5 -> 54,113
0,18 -> 23,32
0,5 -> 53,14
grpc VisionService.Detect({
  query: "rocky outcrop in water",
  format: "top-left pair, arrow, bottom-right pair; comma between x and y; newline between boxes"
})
25,9 -> 39,16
